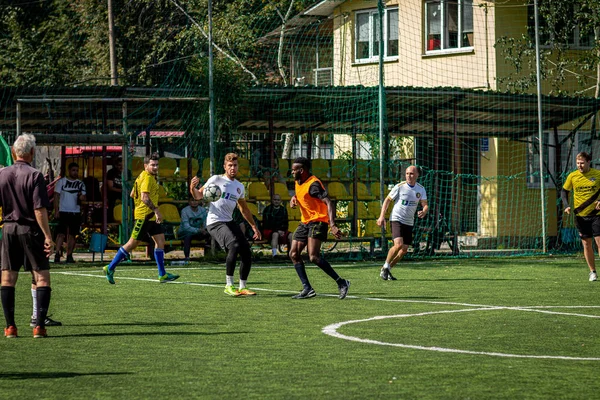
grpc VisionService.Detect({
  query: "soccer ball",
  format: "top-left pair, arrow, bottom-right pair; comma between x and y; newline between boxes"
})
203,183 -> 222,202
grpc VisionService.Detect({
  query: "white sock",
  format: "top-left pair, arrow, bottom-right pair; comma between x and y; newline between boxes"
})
226,275 -> 235,287
31,288 -> 37,319
383,262 -> 390,270
272,248 -> 277,256
239,279 -> 247,290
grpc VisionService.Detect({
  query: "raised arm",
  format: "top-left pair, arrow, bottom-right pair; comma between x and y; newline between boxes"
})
190,176 -> 204,201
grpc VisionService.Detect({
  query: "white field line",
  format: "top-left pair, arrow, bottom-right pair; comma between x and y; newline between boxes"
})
57,270 -> 600,360
322,308 -> 600,361
55,271 -> 600,312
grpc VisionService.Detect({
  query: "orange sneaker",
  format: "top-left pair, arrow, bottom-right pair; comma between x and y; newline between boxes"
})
33,326 -> 47,338
238,288 -> 257,296
4,326 -> 17,338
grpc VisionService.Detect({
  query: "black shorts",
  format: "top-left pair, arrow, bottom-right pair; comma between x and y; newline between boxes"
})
390,221 -> 414,246
1,223 -> 50,272
57,212 -> 82,236
207,220 -> 248,251
293,221 -> 329,243
131,218 -> 165,241
575,215 -> 600,239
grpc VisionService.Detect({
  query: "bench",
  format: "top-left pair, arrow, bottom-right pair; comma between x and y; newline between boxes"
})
323,236 -> 378,257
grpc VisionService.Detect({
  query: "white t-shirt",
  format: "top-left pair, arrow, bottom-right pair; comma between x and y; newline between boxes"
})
388,181 -> 427,226
205,174 -> 245,226
55,177 -> 86,213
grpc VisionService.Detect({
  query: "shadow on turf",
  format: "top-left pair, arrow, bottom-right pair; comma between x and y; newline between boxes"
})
275,292 -> 448,300
50,331 -> 249,338
67,322 -> 198,327
0,372 -> 131,380
404,278 -> 534,281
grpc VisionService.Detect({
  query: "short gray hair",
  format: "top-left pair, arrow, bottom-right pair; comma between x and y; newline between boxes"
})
12,134 -> 36,157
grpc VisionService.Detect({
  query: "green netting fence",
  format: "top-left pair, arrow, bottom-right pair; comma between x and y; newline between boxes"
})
0,0 -> 599,260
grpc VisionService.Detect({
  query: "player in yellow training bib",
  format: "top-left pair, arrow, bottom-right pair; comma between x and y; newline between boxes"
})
562,151 -> 600,282
102,153 -> 180,284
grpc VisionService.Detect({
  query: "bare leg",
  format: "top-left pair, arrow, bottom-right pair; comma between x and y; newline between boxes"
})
66,234 -> 76,256
55,233 -> 65,257
582,237 -> 596,272
390,245 -> 409,269
271,232 -> 279,256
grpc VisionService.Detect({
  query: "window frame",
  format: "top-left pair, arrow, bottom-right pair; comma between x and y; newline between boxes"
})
424,0 -> 474,54
526,131 -> 594,189
527,4 -> 596,49
354,7 -> 399,64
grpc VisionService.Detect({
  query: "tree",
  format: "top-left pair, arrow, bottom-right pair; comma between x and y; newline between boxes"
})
0,1 -> 89,85
496,0 -> 600,97
0,0 -> 315,87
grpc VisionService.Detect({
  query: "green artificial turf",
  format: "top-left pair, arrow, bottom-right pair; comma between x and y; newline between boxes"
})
0,256 -> 598,399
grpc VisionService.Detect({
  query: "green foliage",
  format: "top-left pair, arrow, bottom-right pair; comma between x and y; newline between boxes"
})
163,180 -> 189,201
0,1 -> 90,85
0,0 -> 316,87
495,0 -> 600,96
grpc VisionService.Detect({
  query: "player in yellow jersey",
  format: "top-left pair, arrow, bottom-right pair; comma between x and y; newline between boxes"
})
103,153 -> 180,284
288,157 -> 350,299
562,152 -> 600,281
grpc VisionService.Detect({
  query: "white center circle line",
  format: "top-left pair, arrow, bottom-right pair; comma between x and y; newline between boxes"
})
322,307 -> 600,361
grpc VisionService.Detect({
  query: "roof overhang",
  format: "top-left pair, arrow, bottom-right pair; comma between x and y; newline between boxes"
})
235,86 -> 600,139
0,87 -> 207,136
304,0 -> 345,16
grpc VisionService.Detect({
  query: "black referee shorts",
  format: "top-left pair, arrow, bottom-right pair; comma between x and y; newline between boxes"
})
1,223 -> 49,272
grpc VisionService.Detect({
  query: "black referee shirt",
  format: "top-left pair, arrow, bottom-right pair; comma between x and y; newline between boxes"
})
0,160 -> 51,226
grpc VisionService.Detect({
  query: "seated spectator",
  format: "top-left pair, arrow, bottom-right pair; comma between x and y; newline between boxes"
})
262,194 -> 292,257
233,206 -> 261,242
178,197 -> 210,261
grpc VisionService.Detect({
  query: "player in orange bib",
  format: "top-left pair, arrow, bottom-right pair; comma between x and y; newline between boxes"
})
288,157 -> 350,299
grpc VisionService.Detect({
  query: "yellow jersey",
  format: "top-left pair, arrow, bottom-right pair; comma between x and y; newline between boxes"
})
563,168 -> 600,216
133,170 -> 159,220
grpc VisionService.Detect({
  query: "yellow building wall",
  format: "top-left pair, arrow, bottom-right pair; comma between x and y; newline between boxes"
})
495,139 -> 558,237
332,0 -> 496,89
327,0 -> 581,241
480,138 -> 498,237
494,0 -> 594,94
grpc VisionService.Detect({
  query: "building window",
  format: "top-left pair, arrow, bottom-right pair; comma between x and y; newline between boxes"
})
526,131 -> 595,188
527,4 -> 595,48
355,7 -> 399,62
425,0 -> 473,52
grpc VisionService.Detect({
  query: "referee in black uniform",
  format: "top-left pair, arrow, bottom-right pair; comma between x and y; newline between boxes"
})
0,134 -> 55,338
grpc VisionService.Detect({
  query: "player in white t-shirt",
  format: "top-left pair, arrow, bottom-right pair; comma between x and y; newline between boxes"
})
377,165 -> 428,281
190,153 -> 262,296
53,162 -> 86,264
